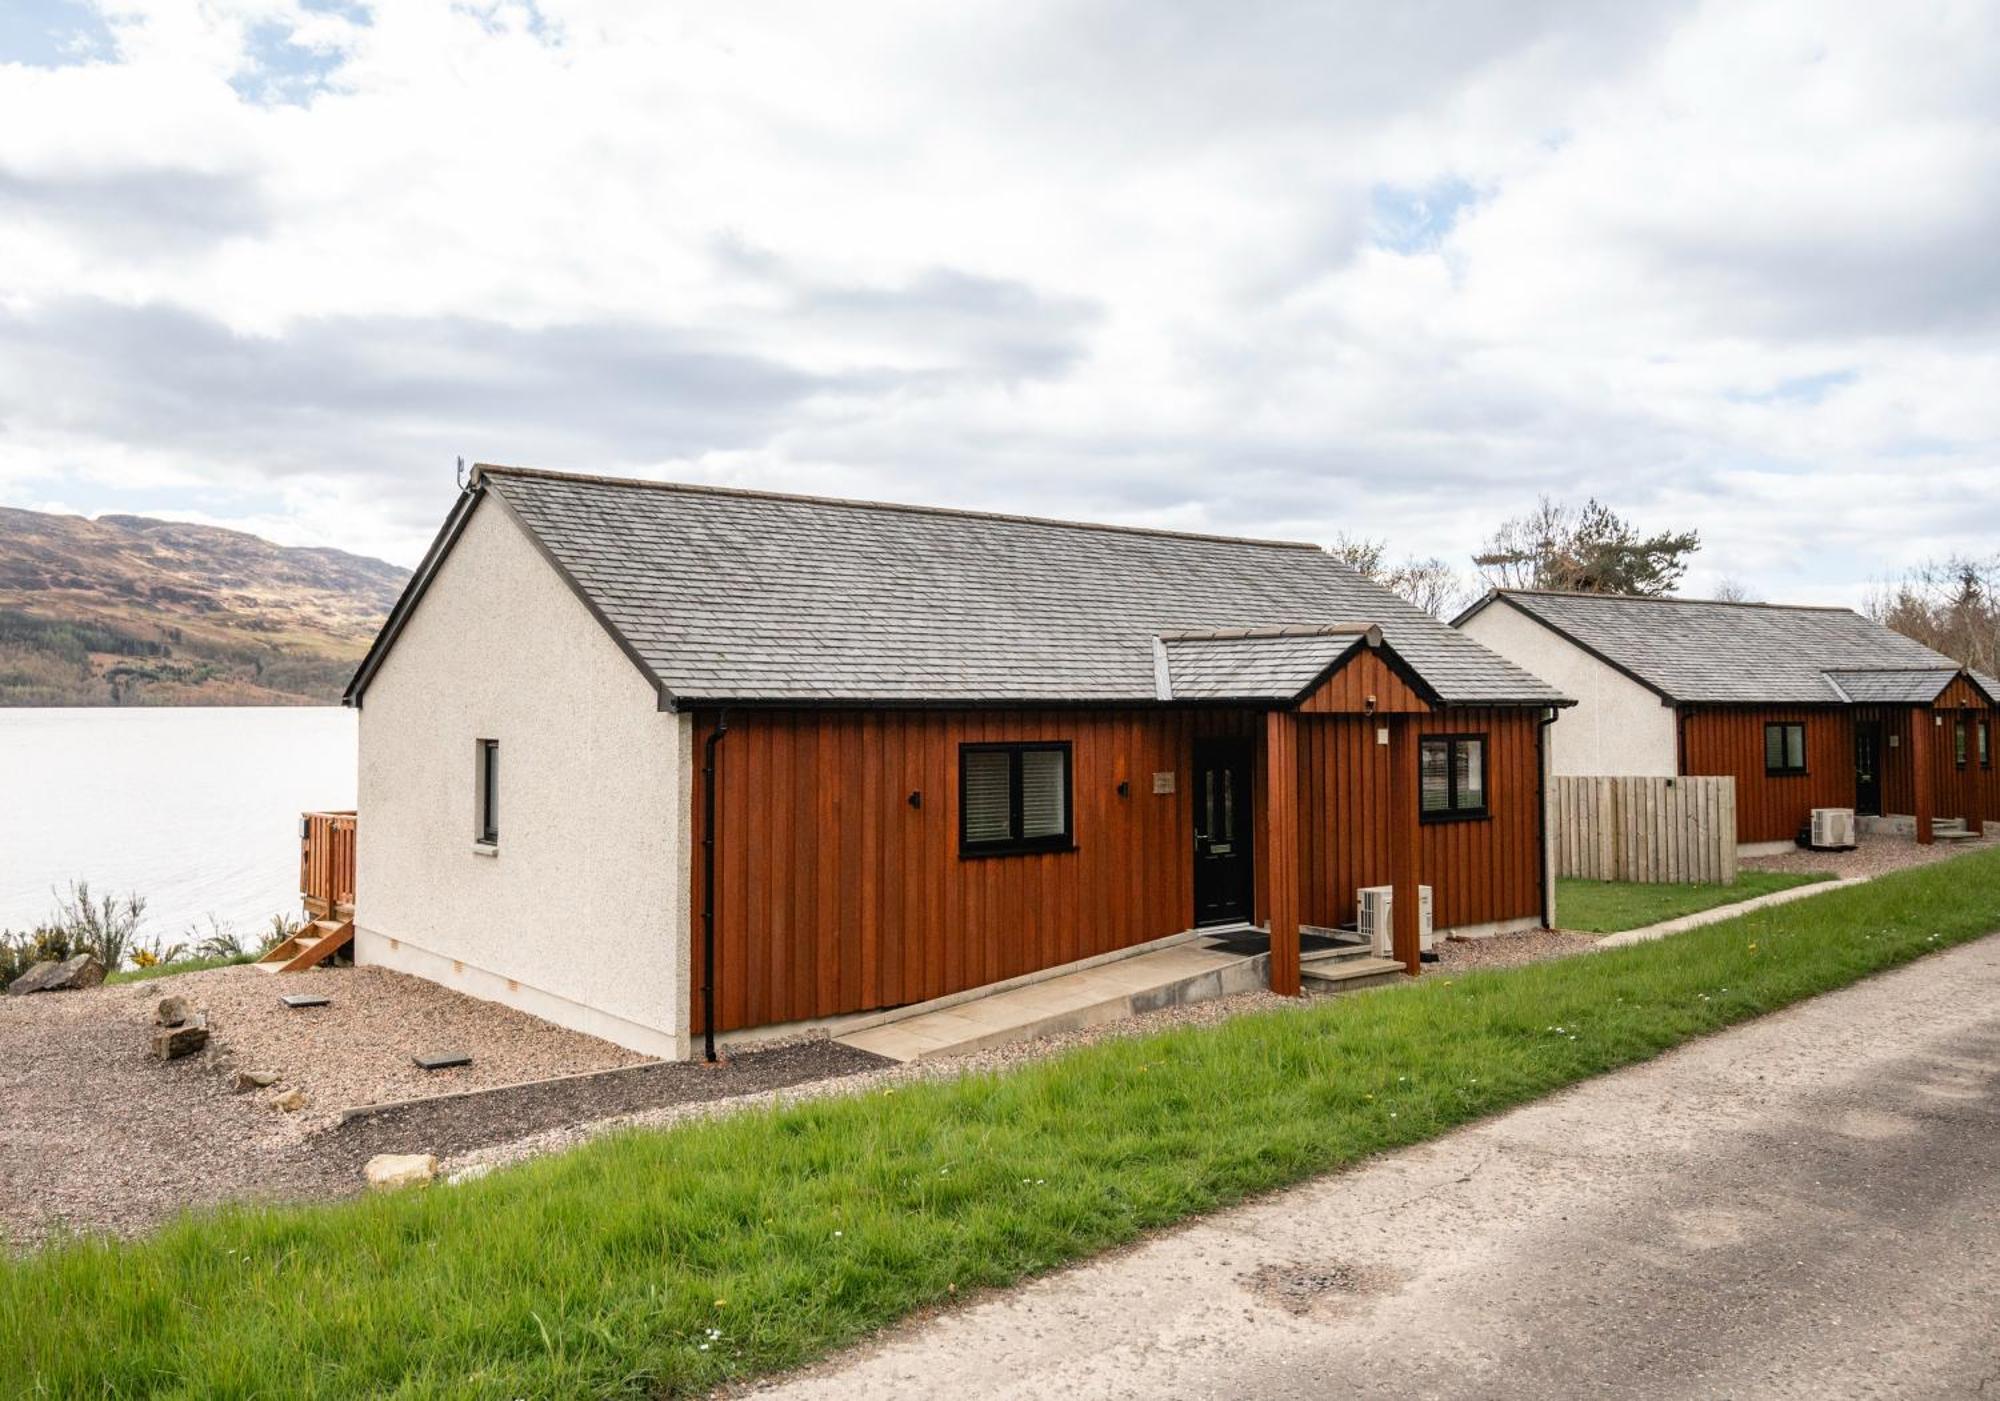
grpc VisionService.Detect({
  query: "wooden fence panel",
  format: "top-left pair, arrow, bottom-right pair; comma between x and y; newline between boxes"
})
1550,776 -> 1737,885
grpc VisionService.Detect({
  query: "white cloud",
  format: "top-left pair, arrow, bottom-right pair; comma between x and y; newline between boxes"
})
0,0 -> 1994,595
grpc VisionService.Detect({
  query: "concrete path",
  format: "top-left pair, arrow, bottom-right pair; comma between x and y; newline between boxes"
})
1594,875 -> 1870,948
750,934 -> 2000,1400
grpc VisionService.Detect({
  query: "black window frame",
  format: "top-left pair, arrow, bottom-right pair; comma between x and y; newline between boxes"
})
476,738 -> 500,846
1954,716 -> 1969,770
958,741 -> 1075,857
1764,722 -> 1807,777
1981,718 -> 1992,771
1418,732 -> 1490,824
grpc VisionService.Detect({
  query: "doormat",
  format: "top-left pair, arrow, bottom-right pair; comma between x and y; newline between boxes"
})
1203,931 -> 1346,958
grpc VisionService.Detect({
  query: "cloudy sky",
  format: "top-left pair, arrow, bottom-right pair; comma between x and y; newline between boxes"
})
1,0 -> 1995,603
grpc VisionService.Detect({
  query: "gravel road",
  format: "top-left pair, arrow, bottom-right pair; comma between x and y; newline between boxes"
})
745,932 -> 2000,1401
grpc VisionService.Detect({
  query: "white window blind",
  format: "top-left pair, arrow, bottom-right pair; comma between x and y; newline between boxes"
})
962,750 -> 1013,844
1020,748 -> 1067,838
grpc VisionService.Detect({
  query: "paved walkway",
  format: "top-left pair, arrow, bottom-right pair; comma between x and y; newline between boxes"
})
836,940 -> 1263,1062
1594,874 -> 1869,948
751,933 -> 2000,1400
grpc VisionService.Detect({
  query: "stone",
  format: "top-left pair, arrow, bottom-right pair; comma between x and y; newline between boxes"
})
155,995 -> 191,1026
152,1024 -> 209,1060
271,1088 -> 308,1112
365,1153 -> 439,1191
280,993 -> 330,1009
446,1163 -> 493,1186
233,1069 -> 281,1092
8,954 -> 105,995
413,1051 -> 472,1071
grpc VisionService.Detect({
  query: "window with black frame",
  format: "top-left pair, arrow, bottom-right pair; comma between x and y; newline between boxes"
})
1981,719 -> 1992,770
1954,717 -> 1969,769
960,742 -> 1073,855
1764,722 -> 1806,776
476,738 -> 499,845
1419,734 -> 1487,821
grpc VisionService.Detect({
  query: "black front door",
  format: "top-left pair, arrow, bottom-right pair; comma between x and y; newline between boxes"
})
1855,721 -> 1883,816
1193,739 -> 1254,926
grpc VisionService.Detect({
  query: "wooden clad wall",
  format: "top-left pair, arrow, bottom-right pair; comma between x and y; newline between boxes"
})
1296,707 -> 1543,933
1679,706 -> 1854,843
1931,681 -> 1996,826
1549,776 -> 1737,884
690,707 -> 1255,1035
1297,647 -> 1431,715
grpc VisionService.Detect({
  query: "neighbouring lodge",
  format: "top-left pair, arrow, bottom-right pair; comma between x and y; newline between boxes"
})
340,466 -> 1570,1058
1455,589 -> 1999,852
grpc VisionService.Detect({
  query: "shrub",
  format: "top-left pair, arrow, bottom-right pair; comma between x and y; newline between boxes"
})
47,881 -> 146,973
0,926 -> 75,989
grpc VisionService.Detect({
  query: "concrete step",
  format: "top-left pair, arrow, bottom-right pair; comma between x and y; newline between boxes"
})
1300,957 -> 1407,995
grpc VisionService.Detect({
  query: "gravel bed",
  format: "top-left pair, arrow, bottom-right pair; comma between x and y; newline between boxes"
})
0,965 -> 874,1247
1433,928 -> 1601,971
1743,830 -> 1997,880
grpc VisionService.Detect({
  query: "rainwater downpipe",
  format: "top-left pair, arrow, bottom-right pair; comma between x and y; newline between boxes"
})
701,710 -> 729,1064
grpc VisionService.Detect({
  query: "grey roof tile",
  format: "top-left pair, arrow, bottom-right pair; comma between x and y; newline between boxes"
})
481,468 -> 1566,707
1471,590 -> 1969,705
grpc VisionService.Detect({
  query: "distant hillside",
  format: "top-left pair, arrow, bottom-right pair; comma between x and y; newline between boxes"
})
0,507 -> 409,706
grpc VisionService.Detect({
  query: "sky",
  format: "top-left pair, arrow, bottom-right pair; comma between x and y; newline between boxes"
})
0,0 -> 1995,605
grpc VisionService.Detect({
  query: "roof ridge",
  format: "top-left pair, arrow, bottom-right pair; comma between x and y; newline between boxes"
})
474,463 -> 1328,554
1158,622 -> 1380,642
1496,588 -> 1859,614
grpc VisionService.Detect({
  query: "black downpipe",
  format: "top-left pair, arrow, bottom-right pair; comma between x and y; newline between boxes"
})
701,711 -> 730,1063
1536,707 -> 1558,930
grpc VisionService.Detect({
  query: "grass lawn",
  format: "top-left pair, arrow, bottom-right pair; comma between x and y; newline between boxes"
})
104,953 -> 257,984
1557,869 -> 1835,934
6,848 -> 1999,1399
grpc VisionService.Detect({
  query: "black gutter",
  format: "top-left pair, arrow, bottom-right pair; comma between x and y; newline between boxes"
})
1537,706 -> 1558,929
701,711 -> 730,1063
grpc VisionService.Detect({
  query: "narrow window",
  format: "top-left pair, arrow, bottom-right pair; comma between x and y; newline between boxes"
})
476,739 -> 500,845
1981,719 -> 1992,770
1419,734 -> 1488,821
1954,717 -> 1969,769
959,742 -> 1073,855
1764,722 -> 1806,776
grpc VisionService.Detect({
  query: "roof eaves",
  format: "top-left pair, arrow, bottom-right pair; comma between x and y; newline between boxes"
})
482,481 -> 680,712
343,484 -> 483,707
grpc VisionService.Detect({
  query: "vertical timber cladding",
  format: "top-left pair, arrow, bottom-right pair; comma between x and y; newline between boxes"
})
1930,675 -> 1994,827
1680,706 -> 1856,843
689,707 -> 1257,1036
1295,707 -> 1545,934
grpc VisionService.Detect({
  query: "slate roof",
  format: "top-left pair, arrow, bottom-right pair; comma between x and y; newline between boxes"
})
1156,625 -> 1385,702
356,466 -> 1569,709
1458,589 -> 1978,706
1822,669 -> 1965,704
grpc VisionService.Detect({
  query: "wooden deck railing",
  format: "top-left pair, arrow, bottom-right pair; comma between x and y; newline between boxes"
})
300,810 -> 357,914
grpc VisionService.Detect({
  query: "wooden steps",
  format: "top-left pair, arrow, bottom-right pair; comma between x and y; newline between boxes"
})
257,917 -> 354,974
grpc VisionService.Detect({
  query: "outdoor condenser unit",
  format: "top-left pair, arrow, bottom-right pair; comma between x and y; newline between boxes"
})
1359,885 -> 1434,959
1809,807 -> 1857,851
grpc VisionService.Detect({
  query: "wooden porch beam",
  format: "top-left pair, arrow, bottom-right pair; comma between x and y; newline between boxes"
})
1258,709 -> 1302,997
1387,715 -> 1423,976
1911,706 -> 1934,845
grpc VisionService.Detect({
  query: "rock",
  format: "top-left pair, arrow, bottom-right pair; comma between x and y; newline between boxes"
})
271,1088 -> 308,1113
446,1163 -> 493,1186
8,954 -> 105,995
233,1069 -> 281,1092
152,1024 -> 209,1060
365,1154 -> 438,1191
155,995 -> 191,1027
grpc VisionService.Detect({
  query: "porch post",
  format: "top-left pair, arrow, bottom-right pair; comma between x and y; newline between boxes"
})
1387,715 -> 1422,976
1259,709 -> 1302,997
1911,706 -> 1934,845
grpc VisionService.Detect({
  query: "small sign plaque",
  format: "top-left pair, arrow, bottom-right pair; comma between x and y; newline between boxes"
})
1152,771 -> 1176,795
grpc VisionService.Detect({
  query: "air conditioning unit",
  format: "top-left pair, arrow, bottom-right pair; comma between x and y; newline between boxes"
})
1809,807 -> 1857,851
1359,885 -> 1434,958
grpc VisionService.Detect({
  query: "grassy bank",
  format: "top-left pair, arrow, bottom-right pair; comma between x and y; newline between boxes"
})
6,848 -> 1999,1399
1557,869 -> 1833,933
